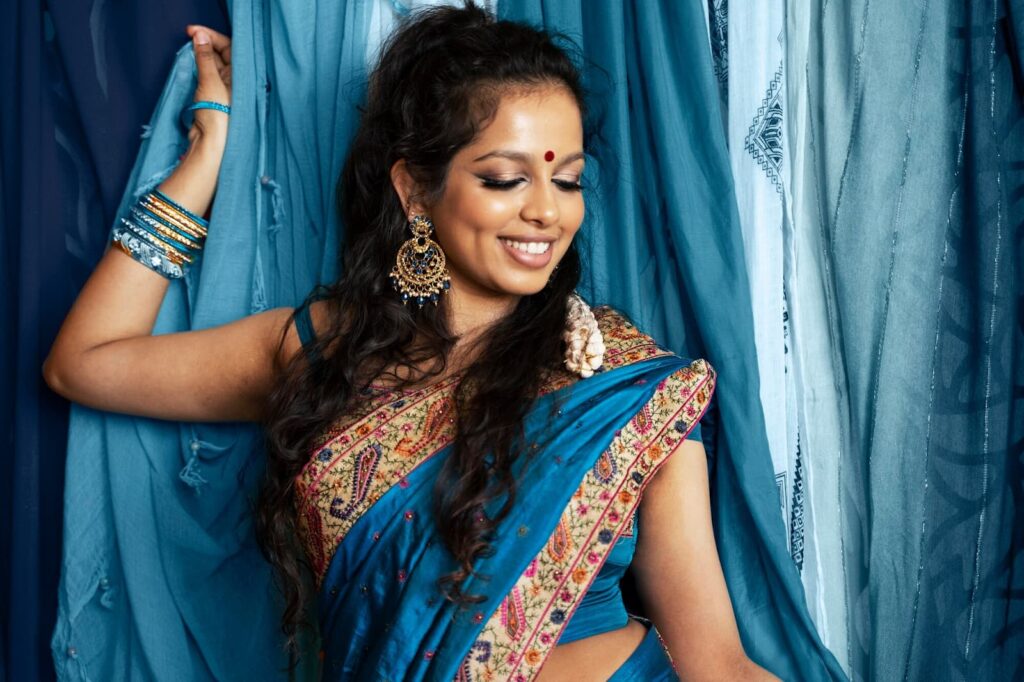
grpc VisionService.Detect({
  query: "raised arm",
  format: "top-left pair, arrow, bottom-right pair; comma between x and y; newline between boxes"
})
42,26 -> 310,424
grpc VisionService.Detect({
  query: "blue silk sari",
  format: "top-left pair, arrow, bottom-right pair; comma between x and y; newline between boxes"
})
295,308 -> 715,680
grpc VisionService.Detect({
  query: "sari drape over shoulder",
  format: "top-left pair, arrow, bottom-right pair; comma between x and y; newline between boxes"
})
294,307 -> 714,681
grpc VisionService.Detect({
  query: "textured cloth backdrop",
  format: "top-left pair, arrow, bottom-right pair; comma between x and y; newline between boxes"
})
497,1 -> 843,680
11,0 -> 1018,680
0,3 -> 230,681
784,0 -> 1023,679
47,0 -> 843,679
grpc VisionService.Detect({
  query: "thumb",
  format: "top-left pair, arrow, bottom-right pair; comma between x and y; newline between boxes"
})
192,31 -> 220,91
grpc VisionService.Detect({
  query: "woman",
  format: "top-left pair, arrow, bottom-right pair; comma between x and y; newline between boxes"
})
44,5 -> 778,681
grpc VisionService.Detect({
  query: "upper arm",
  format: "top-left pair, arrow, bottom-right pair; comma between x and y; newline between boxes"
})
631,435 -> 746,676
43,302 -> 326,423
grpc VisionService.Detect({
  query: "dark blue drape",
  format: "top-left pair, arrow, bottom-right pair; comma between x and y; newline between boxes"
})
0,4 -> 228,680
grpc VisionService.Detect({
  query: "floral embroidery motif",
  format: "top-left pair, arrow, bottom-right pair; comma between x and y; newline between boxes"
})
293,306 -> 669,587
620,507 -> 637,539
459,358 -> 716,681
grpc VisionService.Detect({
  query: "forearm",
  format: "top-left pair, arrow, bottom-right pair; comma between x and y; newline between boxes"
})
664,642 -> 779,682
157,133 -> 225,217
43,140 -> 223,382
735,656 -> 782,681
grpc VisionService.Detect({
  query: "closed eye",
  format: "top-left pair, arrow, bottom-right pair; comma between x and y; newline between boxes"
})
479,177 -> 523,190
479,177 -> 584,192
553,179 -> 584,192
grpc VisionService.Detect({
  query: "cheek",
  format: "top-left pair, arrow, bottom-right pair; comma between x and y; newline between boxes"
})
566,196 -> 585,228
559,195 -> 585,240
436,187 -> 519,248
461,189 -> 519,230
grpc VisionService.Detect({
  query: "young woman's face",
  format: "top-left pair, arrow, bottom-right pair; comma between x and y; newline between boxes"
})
425,86 -> 585,301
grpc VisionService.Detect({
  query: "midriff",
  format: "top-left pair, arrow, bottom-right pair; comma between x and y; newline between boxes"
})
537,618 -> 648,681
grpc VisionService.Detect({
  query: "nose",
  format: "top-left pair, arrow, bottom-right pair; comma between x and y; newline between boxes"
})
520,181 -> 560,228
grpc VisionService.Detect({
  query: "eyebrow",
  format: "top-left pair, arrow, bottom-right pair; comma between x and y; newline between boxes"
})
472,150 -> 586,165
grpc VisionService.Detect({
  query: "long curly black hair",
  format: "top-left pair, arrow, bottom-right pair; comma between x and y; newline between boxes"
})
256,1 -> 595,662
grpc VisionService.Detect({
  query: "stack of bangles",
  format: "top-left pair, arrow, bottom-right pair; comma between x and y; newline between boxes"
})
111,189 -> 209,279
111,101 -> 229,279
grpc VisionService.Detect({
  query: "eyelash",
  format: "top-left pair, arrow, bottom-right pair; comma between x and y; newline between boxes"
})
479,177 -> 584,192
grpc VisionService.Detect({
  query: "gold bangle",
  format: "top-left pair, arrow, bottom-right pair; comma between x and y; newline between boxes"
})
142,196 -> 208,239
145,193 -> 208,235
142,203 -> 208,242
133,210 -> 204,251
146,193 -> 209,237
130,205 -> 206,247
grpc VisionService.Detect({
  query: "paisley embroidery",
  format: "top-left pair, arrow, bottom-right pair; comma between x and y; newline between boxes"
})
501,587 -> 527,641
323,441 -> 384,526
592,449 -> 617,483
396,396 -> 455,459
632,403 -> 654,435
295,379 -> 460,587
546,519 -> 572,563
454,641 -> 493,682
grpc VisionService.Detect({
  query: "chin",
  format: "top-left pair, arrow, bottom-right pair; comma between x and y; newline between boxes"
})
491,274 -> 552,298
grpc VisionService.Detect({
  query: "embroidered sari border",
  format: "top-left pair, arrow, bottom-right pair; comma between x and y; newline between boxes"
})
296,380 -> 459,584
459,359 -> 716,681
299,376 -> 459,497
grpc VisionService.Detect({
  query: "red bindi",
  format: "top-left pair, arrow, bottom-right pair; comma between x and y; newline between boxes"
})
544,150 -> 555,162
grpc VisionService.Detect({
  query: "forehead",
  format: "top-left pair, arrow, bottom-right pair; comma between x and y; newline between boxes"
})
465,86 -> 583,156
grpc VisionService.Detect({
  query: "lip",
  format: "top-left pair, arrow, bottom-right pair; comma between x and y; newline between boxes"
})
499,235 -> 557,243
499,236 -> 554,268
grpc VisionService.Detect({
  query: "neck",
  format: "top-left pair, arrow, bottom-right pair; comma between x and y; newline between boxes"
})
446,284 -> 519,348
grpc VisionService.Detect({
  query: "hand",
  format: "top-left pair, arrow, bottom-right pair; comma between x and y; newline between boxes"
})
153,25 -> 233,220
184,25 -> 232,149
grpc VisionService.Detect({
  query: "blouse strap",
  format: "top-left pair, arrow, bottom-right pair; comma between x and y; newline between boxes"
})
294,299 -> 320,364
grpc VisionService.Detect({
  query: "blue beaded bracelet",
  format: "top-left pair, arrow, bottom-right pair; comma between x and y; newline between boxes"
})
188,101 -> 231,115
179,100 -> 231,131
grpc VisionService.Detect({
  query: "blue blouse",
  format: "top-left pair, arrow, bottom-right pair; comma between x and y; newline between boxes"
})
558,422 -> 701,645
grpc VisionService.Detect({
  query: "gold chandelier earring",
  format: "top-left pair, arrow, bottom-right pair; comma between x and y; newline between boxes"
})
389,214 -> 451,308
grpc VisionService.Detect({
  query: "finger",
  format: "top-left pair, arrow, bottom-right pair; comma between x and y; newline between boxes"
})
187,25 -> 232,64
192,31 -> 223,94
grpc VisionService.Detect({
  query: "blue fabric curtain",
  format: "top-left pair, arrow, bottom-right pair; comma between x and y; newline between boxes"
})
497,2 -> 845,679
46,0 -> 394,677
8,0 -> 1019,680
783,0 -> 1024,679
0,3 -> 228,681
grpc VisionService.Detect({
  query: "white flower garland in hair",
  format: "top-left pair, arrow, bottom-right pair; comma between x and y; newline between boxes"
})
564,292 -> 605,378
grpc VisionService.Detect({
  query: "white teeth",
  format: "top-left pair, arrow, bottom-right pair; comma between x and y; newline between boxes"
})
501,238 -> 551,255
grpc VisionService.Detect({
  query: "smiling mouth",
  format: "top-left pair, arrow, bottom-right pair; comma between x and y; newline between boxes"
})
498,238 -> 552,255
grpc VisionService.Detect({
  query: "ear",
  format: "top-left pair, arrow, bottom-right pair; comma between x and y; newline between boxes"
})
390,159 -> 426,219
